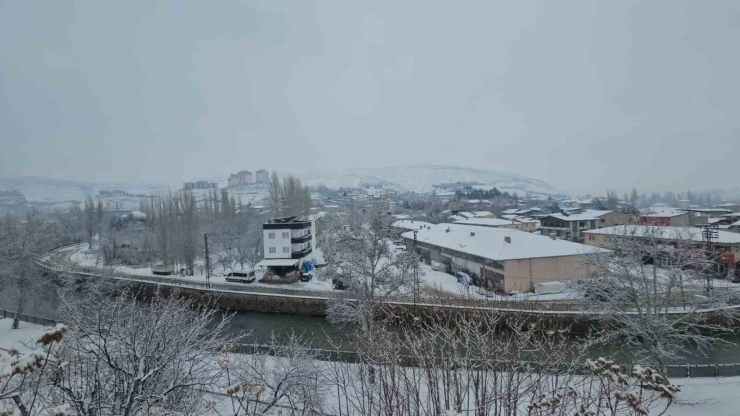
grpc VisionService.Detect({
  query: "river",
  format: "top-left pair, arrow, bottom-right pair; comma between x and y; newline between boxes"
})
2,278 -> 739,365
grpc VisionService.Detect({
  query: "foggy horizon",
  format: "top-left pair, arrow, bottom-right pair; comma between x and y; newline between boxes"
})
2,1 -> 739,195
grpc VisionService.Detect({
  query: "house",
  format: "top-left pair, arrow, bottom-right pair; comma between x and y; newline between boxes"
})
402,224 -> 608,292
368,193 -> 391,210
99,190 -> 130,197
256,216 -> 316,274
393,219 -> 435,232
502,208 -> 544,217
583,225 -> 740,278
471,211 -> 496,218
184,181 -> 218,190
715,203 -> 740,213
638,208 -> 690,226
453,217 -> 538,233
679,208 -> 732,225
539,210 -> 625,242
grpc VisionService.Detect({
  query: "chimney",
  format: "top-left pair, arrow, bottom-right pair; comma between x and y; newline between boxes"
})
470,232 -> 475,237
505,236 -> 511,244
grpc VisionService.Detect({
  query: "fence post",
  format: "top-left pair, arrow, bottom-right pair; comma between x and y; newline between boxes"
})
686,364 -> 691,378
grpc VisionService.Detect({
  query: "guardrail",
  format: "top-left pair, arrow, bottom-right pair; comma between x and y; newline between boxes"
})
39,245 -> 740,316
0,309 -> 57,326
237,342 -> 740,379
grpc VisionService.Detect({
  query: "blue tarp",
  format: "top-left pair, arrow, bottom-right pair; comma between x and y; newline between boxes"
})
302,261 -> 316,274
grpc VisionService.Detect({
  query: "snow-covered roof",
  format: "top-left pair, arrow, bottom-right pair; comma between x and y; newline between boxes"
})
472,211 -> 495,217
722,212 -> 740,217
459,212 -> 476,218
129,211 -> 147,219
639,208 -> 686,218
402,225 -> 608,261
502,209 -> 520,215
393,214 -> 412,220
453,218 -> 518,227
256,259 -> 299,267
546,210 -> 613,222
680,208 -> 732,213
583,225 -> 740,244
392,220 -> 434,231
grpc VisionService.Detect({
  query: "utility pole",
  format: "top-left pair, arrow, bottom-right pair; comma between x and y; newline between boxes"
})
203,233 -> 211,289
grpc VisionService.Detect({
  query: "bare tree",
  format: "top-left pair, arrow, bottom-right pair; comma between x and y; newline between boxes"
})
321,309 -> 678,416
223,332 -> 326,415
83,195 -> 96,248
0,324 -> 67,416
44,286 -> 242,415
267,171 -> 283,216
321,208 -> 418,326
581,225 -> 735,369
0,212 -> 58,329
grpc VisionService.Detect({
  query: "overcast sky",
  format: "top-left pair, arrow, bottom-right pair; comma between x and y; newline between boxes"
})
1,0 -> 738,194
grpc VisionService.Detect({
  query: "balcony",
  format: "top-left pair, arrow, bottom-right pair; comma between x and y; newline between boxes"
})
291,233 -> 312,244
292,247 -> 313,259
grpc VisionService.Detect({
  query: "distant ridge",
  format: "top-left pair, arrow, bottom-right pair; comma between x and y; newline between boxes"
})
0,176 -> 170,203
296,164 -> 560,195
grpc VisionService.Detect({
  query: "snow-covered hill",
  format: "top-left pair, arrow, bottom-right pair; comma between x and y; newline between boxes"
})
296,165 -> 560,195
0,176 -> 170,203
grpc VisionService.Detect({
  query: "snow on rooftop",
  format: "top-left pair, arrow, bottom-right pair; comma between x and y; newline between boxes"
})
256,259 -> 299,267
402,225 -> 608,261
547,210 -> 613,221
454,217 -> 536,228
453,218 -> 519,227
472,211 -> 494,217
583,225 -> 740,244
639,208 -> 686,218
392,219 -> 434,230
681,208 -> 732,213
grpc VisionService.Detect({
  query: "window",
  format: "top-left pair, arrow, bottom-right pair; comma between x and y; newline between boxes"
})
579,221 -> 586,227
282,232 -> 289,238
283,247 -> 290,253
600,218 -> 606,223
269,247 -> 276,253
588,235 -> 596,241
268,232 -> 275,239
590,220 -> 596,228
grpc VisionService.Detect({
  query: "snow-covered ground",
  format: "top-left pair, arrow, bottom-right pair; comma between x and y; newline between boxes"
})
70,246 -> 334,292
0,318 -> 47,353
67,244 -> 586,300
419,262 -> 580,301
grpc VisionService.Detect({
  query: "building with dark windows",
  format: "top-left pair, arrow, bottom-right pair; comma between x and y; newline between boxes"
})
256,216 -> 315,272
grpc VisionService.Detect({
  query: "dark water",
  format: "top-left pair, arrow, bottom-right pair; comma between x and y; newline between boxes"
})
2,279 -> 739,365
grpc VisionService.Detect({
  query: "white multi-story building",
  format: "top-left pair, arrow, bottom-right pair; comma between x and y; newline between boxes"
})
227,170 -> 253,188
257,216 -> 316,271
255,169 -> 269,184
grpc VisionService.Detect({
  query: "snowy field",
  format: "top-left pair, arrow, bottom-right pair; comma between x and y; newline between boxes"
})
0,318 -> 46,353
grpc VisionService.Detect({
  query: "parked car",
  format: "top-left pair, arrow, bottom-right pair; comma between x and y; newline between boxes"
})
225,270 -> 256,284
